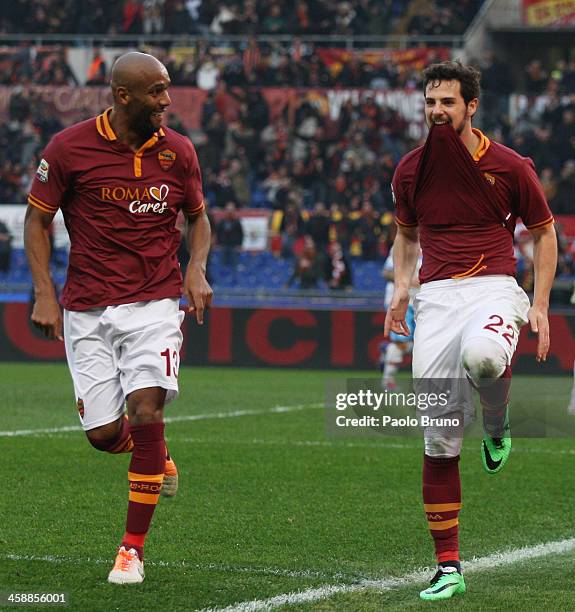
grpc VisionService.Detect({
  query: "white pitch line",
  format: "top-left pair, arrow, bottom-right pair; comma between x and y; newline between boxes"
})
0,554 -> 355,581
0,403 -> 323,438
180,437 -> 419,450
201,537 -> 575,612
178,437 -> 575,456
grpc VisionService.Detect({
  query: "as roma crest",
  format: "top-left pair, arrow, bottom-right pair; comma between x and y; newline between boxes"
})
484,172 -> 496,186
158,149 -> 176,171
77,398 -> 85,419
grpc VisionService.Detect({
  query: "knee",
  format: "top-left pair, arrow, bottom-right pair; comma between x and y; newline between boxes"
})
86,419 -> 122,451
461,337 -> 507,385
127,388 -> 166,425
424,435 -> 462,458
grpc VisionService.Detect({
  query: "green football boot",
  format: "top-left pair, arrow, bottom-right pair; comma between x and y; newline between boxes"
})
481,410 -> 511,474
420,567 -> 466,601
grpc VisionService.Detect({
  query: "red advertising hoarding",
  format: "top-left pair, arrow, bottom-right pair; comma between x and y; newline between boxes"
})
1,303 -> 573,374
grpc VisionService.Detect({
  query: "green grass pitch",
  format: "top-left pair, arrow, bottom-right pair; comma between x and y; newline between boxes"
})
1,363 -> 575,611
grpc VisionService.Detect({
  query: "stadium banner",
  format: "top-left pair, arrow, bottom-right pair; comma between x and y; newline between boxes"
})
523,0 -> 575,25
210,208 -> 271,251
315,48 -> 451,76
0,85 -> 429,141
0,303 -> 573,374
0,205 -> 69,249
0,206 -> 269,251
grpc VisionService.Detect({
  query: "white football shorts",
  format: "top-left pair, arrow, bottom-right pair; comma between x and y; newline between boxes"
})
412,275 -> 530,421
64,297 -> 185,431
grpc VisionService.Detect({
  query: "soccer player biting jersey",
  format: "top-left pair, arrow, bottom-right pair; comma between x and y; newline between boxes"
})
24,52 -> 213,584
384,61 -> 557,601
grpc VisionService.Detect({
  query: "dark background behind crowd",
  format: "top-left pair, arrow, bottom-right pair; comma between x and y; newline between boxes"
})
0,0 -> 481,37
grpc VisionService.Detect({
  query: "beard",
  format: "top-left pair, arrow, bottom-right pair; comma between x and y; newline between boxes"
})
128,102 -> 156,140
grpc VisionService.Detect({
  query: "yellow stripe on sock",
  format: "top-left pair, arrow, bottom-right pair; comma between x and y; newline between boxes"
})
128,472 -> 164,483
129,491 -> 160,505
428,518 -> 459,531
424,503 -> 462,512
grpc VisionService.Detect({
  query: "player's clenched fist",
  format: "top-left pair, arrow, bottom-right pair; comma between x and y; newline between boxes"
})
31,296 -> 63,341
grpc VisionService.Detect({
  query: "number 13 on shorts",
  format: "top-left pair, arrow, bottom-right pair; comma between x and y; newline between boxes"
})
160,347 -> 180,378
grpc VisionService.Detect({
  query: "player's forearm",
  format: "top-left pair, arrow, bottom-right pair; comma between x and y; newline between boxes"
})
185,210 -> 211,274
531,225 -> 558,309
392,228 -> 420,290
23,207 -> 57,299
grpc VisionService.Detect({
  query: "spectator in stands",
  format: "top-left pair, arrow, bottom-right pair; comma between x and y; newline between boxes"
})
121,0 -> 144,34
143,0 -> 165,34
354,201 -> 385,260
206,167 -> 239,209
228,157 -> 250,207
524,59 -> 548,96
210,2 -> 240,34
196,53 -> 220,90
0,220 -> 13,274
286,235 -> 322,289
325,241 -> 353,290
262,3 -> 288,34
334,1 -> 356,35
279,200 -> 305,257
216,202 -> 244,281
86,48 -> 107,85
539,167 -> 557,203
305,202 -> 331,255
261,163 -> 291,209
550,161 -> 575,215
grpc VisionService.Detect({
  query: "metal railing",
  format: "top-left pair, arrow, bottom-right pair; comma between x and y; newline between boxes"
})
0,33 -> 465,49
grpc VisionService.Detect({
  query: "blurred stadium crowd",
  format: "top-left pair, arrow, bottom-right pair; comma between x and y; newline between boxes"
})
0,0 -> 574,297
0,0 -> 481,37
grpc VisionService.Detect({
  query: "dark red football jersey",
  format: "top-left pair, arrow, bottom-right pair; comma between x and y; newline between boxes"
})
28,108 -> 205,311
392,125 -> 553,284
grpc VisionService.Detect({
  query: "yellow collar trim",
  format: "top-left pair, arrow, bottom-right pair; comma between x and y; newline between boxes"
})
472,128 -> 490,162
133,133 -> 160,177
96,108 -> 166,142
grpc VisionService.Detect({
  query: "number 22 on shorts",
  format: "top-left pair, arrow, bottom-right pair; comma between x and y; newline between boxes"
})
483,314 -> 516,347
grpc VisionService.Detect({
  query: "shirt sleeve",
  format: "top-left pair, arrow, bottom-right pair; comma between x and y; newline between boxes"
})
182,139 -> 205,217
515,157 -> 554,230
392,163 -> 417,228
27,135 -> 69,214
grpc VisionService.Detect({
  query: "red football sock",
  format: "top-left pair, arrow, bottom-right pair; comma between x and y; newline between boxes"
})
423,454 -> 461,564
121,532 -> 146,561
88,416 -> 134,454
479,365 -> 511,438
122,422 -> 166,559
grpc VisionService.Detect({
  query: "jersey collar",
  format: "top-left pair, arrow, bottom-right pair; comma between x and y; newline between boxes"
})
95,107 -> 166,142
471,128 -> 490,162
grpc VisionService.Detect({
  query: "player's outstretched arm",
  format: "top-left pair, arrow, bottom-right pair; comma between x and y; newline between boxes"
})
384,224 -> 420,338
183,208 -> 213,325
23,205 -> 62,341
528,223 -> 557,362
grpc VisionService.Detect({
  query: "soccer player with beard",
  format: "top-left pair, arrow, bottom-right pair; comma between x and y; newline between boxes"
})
384,61 -> 557,600
24,52 -> 212,584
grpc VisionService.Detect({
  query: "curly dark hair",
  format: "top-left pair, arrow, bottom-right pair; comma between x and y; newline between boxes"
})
422,61 -> 481,106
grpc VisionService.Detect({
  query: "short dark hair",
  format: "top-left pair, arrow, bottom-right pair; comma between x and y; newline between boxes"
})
423,61 -> 481,106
